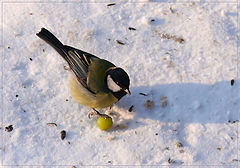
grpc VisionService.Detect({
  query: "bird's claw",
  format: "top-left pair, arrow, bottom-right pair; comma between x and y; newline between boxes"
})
88,109 -> 110,119
88,112 -> 94,119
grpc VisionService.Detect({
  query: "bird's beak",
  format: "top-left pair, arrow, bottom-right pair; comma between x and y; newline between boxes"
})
125,89 -> 131,95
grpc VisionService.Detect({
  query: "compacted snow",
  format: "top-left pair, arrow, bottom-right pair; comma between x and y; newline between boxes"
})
1,1 -> 240,167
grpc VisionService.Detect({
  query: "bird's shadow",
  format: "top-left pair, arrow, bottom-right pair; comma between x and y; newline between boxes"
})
110,80 -> 239,131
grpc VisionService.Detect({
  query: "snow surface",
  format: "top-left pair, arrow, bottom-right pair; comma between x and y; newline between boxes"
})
1,1 -> 240,167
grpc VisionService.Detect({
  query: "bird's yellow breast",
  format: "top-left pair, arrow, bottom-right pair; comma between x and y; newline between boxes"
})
69,75 -> 118,109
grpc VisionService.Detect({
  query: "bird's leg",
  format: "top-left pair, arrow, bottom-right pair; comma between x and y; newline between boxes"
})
88,108 -> 110,119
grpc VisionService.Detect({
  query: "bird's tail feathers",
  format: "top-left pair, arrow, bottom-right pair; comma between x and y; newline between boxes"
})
36,28 -> 67,59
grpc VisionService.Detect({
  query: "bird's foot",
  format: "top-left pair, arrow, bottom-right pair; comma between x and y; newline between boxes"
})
88,108 -> 110,119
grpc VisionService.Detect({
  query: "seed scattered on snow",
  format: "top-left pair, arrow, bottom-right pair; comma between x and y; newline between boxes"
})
106,136 -> 116,141
145,100 -> 155,109
164,147 -> 170,150
160,96 -> 168,108
107,3 -> 116,6
5,125 -> 13,132
114,124 -> 128,130
169,7 -> 174,13
128,105 -> 134,112
217,147 -> 221,151
168,158 -> 176,164
175,141 -> 183,148
228,120 -> 239,124
179,149 -> 185,153
159,33 -> 185,44
60,130 -> 66,140
116,40 -> 125,45
47,123 -> 57,127
128,27 -> 136,31
168,158 -> 183,165
139,92 -> 148,96
175,38 -> 185,43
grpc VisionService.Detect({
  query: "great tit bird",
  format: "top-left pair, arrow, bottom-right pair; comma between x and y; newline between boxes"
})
36,28 -> 130,115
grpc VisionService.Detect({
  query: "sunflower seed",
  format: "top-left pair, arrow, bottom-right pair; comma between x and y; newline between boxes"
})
60,130 -> 66,140
5,125 -> 13,132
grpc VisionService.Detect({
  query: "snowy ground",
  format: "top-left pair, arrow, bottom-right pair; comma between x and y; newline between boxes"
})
1,1 -> 240,167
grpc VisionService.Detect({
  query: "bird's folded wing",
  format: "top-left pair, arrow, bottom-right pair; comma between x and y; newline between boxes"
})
63,46 -> 97,94
87,58 -> 115,94
62,46 -> 116,94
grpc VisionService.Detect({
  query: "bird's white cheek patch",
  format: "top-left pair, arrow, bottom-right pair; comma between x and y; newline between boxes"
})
107,75 -> 121,92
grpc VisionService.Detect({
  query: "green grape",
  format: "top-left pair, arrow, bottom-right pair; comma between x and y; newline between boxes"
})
97,116 -> 113,131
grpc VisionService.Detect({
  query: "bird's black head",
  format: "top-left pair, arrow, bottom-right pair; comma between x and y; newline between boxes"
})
105,67 -> 131,100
